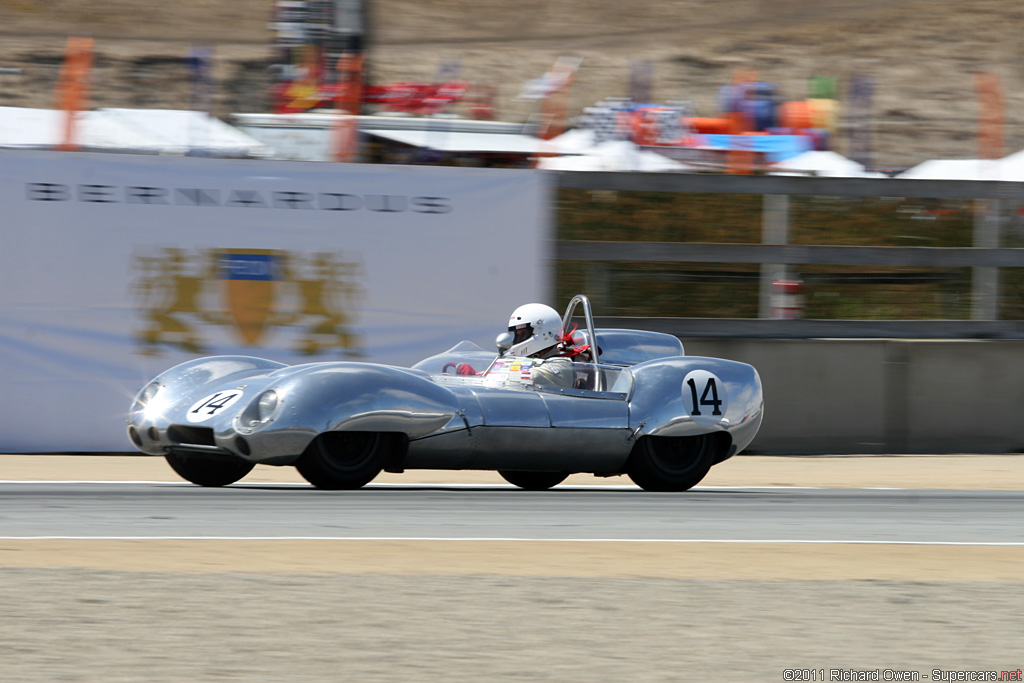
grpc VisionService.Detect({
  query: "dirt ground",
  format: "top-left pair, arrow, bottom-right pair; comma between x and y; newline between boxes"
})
2,453 -> 1023,681
1,571 -> 1019,682
2,0 -> 1024,167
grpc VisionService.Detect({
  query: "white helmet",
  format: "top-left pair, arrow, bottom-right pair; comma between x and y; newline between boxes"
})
507,303 -> 563,357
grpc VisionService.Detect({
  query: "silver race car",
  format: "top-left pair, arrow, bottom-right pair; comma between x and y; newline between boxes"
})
126,295 -> 763,491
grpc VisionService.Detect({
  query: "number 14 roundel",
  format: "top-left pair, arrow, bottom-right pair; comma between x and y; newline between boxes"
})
682,370 -> 728,426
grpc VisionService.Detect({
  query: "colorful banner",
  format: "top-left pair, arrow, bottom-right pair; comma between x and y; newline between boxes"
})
0,151 -> 550,451
527,57 -> 582,140
330,51 -> 364,162
53,36 -> 93,152
975,70 -> 1005,160
582,97 -> 633,144
270,0 -> 366,113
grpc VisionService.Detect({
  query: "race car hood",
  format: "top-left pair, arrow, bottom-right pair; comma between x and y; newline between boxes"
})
128,356 -> 461,458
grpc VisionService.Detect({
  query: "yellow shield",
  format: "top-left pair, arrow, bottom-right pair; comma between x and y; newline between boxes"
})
221,250 -> 280,346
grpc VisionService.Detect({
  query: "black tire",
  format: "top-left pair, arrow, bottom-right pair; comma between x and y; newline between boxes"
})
625,434 -> 723,492
296,431 -> 397,490
498,470 -> 570,490
165,452 -> 254,487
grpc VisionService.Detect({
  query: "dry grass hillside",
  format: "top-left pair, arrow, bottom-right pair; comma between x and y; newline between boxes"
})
1,0 -> 1023,167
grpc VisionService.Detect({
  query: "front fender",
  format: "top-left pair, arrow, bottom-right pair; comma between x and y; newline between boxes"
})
265,362 -> 461,439
135,356 -> 287,402
128,356 -> 289,453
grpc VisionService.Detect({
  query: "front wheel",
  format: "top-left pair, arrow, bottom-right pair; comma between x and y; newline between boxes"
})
498,470 -> 570,490
296,431 -> 401,490
626,434 -> 725,492
165,452 -> 254,487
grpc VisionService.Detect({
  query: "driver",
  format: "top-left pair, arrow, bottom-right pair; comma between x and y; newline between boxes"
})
506,303 -> 575,388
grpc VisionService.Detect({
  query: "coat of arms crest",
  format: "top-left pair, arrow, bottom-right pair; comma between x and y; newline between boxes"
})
131,247 -> 364,357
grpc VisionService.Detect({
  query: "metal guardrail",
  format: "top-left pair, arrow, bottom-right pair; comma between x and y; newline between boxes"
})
556,241 -> 1024,268
552,171 -> 1024,338
552,170 -> 1024,200
592,317 -> 1024,340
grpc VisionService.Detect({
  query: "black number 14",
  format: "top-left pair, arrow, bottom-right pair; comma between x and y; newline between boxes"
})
192,392 -> 235,416
687,377 -> 722,416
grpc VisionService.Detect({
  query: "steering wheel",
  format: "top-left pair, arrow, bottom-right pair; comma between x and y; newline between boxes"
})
442,362 -> 478,376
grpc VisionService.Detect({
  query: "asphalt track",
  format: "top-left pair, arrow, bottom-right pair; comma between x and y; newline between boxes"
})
3,481 -> 1023,544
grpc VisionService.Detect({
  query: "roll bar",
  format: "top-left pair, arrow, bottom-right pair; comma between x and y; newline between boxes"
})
561,294 -> 602,391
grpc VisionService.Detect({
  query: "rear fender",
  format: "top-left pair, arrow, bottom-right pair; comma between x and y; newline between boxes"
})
628,357 -> 763,454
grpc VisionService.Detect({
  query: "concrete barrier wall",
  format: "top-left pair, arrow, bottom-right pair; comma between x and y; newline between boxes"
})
682,339 -> 1024,454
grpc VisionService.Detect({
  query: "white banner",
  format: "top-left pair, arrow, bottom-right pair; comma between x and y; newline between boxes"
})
0,150 -> 551,452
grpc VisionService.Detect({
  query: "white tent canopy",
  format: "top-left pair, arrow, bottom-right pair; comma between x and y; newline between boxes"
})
543,128 -> 599,155
897,158 -> 1007,181
995,149 -> 1024,181
770,150 -> 883,178
99,108 -> 274,157
537,138 -> 695,172
0,107 -> 274,157
0,106 -> 155,150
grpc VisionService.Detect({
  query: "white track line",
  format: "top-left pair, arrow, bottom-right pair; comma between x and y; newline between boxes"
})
2,536 -> 1022,546
0,480 -> 892,490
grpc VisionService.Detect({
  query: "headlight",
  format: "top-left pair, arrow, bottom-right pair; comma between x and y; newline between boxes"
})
237,389 -> 282,432
130,380 -> 162,412
256,390 -> 279,422
131,381 -> 166,422
139,381 -> 162,406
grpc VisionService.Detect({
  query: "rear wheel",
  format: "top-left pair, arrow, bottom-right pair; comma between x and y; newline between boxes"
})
165,452 -> 254,487
626,434 -> 724,492
498,470 -> 570,490
296,431 -> 399,490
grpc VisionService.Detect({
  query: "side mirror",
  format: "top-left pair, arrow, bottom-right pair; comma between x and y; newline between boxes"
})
495,332 -> 513,357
